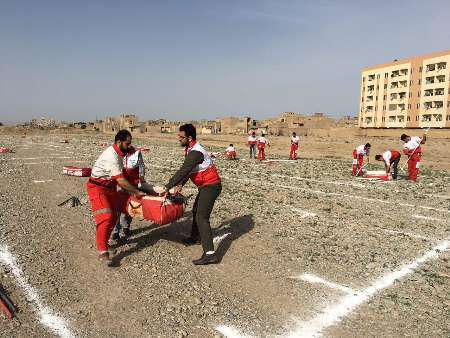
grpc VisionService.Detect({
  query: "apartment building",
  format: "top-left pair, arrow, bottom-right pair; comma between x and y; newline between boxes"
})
359,50 -> 450,128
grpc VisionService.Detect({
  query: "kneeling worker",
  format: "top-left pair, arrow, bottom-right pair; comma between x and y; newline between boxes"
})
163,124 -> 222,265
225,144 -> 237,159
375,150 -> 401,180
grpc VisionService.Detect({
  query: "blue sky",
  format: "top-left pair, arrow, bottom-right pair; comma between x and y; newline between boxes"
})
1,0 -> 449,123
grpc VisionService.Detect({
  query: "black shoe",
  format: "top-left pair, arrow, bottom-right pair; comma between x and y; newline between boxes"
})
122,228 -> 132,238
182,236 -> 201,246
111,232 -> 120,242
192,253 -> 219,265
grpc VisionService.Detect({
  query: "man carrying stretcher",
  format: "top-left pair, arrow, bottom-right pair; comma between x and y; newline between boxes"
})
162,124 -> 222,265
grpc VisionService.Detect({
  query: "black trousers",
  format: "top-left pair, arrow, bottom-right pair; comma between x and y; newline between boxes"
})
191,183 -> 222,253
249,144 -> 256,158
391,155 -> 401,179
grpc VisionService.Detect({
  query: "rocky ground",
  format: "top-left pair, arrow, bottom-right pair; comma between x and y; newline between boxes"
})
0,132 -> 449,338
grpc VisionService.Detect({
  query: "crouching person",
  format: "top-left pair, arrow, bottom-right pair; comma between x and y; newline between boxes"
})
163,124 -> 222,265
87,130 -> 146,266
112,145 -> 152,241
225,144 -> 237,159
375,150 -> 401,180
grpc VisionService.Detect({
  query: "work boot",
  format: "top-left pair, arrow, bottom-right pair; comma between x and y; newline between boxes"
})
182,236 -> 201,246
122,228 -> 132,239
98,252 -> 113,267
192,252 -> 219,265
111,232 -> 120,242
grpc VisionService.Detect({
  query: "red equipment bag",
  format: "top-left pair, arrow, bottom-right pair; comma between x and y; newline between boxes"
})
63,166 -> 92,177
136,147 -> 150,152
127,195 -> 184,226
0,147 -> 10,153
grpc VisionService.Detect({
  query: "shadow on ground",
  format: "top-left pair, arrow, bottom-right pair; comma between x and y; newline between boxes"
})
110,213 -> 254,266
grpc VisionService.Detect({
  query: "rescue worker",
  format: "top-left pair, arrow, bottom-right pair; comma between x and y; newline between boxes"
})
289,132 -> 300,160
352,143 -> 371,176
225,144 -> 237,159
112,145 -> 151,241
247,131 -> 257,159
257,134 -> 269,161
401,133 -> 426,182
375,150 -> 401,180
87,130 -> 146,265
163,124 -> 222,265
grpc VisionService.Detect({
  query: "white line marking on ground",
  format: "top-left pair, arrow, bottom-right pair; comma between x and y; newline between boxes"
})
10,157 -> 73,160
216,238 -> 450,338
293,273 -> 354,294
33,179 -> 54,183
292,208 -> 317,219
413,214 -> 444,222
379,228 -> 437,241
221,176 -> 450,214
216,325 -> 253,338
0,245 -> 75,338
285,238 -> 450,338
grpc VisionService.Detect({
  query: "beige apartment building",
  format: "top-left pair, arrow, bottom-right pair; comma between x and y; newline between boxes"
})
359,50 -> 450,128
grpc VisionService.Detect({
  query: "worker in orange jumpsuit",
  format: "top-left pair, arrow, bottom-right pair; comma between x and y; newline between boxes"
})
289,132 -> 300,160
257,134 -> 269,161
352,143 -> 371,176
401,133 -> 426,182
87,130 -> 146,265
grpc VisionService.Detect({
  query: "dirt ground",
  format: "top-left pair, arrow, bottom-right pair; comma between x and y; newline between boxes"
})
0,131 -> 449,338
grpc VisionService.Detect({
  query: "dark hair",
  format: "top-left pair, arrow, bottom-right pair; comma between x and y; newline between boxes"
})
179,123 -> 196,140
375,155 -> 382,161
365,143 -> 371,148
292,132 -> 296,136
400,134 -> 408,141
229,144 -> 233,146
115,129 -> 132,142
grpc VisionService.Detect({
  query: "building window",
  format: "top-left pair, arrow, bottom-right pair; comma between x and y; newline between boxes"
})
409,92 -> 412,98
416,116 -> 419,121
410,80 -> 412,85
407,116 -> 410,121
418,91 -> 420,97
382,117 -> 385,122
419,66 -> 422,72
377,85 -> 379,89
447,115 -> 450,121
363,77 -> 365,82
377,74 -> 380,79
384,84 -> 387,89
417,103 -> 420,109
376,96 -> 378,100
383,95 -> 386,100
385,73 -> 388,78
408,104 -> 411,109
418,79 -> 421,85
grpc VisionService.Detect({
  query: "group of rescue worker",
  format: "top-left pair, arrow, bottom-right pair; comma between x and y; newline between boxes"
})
88,127 -> 427,267
351,132 -> 427,182
87,124 -> 222,267
245,131 -> 299,161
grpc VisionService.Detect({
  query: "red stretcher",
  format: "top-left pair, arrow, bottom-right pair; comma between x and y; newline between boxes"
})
360,170 -> 390,181
126,195 -> 185,226
63,166 -> 92,177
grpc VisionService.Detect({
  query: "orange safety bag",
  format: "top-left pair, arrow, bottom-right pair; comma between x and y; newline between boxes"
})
127,195 -> 185,226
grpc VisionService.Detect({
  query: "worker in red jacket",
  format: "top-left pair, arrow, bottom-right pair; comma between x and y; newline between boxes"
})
257,134 -> 269,161
352,143 -> 371,176
289,132 -> 300,160
401,133 -> 426,182
374,150 -> 401,180
163,124 -> 222,265
87,130 -> 146,266
112,145 -> 152,242
247,132 -> 257,159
